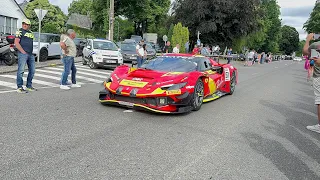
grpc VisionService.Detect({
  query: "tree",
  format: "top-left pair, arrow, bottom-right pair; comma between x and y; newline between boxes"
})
68,0 -> 93,16
304,2 -> 320,33
260,0 -> 282,53
279,25 -> 299,55
24,0 -> 67,33
115,0 -> 171,35
173,0 -> 261,47
171,23 -> 189,53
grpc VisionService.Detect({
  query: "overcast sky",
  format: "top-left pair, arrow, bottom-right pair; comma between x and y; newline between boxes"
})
18,0 -> 316,40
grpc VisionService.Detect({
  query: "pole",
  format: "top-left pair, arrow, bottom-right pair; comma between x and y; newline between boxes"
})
109,0 -> 114,41
37,9 -> 42,63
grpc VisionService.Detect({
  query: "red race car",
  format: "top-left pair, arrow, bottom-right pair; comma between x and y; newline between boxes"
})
99,53 -> 238,113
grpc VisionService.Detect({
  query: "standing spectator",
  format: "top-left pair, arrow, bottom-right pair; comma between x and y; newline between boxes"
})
142,44 -> 148,65
192,45 -> 199,55
185,41 -> 189,53
227,48 -> 232,64
253,50 -> 257,65
162,41 -> 170,53
173,44 -> 180,53
14,19 -> 36,93
60,29 -> 81,90
260,52 -> 265,64
136,40 -> 145,68
303,33 -> 320,133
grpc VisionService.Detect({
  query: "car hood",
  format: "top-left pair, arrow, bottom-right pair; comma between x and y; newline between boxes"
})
108,68 -> 189,96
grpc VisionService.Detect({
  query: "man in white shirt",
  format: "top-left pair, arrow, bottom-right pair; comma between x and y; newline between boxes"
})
173,44 -> 180,53
136,40 -> 145,68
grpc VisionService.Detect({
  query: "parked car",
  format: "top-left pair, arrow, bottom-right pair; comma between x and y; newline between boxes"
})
293,57 -> 303,61
119,42 -> 138,62
130,35 -> 142,43
33,33 -> 61,61
73,38 -> 86,57
145,42 -> 156,59
82,39 -> 123,69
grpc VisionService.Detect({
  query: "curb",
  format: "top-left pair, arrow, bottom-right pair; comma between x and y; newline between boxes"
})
0,60 -> 82,74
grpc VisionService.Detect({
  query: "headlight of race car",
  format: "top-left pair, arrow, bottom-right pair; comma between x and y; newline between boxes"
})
161,82 -> 187,90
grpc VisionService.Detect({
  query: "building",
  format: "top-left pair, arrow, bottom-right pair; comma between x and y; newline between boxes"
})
0,0 -> 27,35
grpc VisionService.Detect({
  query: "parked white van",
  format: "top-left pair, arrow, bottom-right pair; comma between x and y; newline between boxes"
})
82,39 -> 123,69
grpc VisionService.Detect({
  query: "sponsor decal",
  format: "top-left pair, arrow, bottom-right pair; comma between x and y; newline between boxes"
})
120,79 -> 148,88
162,72 -> 184,77
224,68 -> 230,81
205,78 -> 209,83
119,101 -> 134,107
216,79 -> 223,88
166,89 -> 181,95
132,78 -> 143,81
156,80 -> 174,85
186,85 -> 194,89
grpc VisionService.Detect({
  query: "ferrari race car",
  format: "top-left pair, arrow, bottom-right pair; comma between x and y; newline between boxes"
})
99,54 -> 238,113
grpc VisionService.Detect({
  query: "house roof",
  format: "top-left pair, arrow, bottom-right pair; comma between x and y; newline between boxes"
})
14,0 -> 27,18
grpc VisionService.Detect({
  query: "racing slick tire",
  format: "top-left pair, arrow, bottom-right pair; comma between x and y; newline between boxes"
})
82,56 -> 87,65
229,71 -> 236,95
191,79 -> 204,111
88,57 -> 98,69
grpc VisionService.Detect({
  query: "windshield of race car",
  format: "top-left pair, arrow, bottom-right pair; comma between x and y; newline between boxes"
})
141,56 -> 197,72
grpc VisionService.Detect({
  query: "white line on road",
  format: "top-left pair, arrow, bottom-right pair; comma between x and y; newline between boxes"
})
45,67 -> 109,79
25,72 -> 85,85
36,69 -> 104,83
0,74 -> 57,87
0,80 -> 17,89
74,66 -> 112,75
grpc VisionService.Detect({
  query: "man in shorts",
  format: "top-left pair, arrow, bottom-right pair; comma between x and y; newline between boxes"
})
303,33 -> 320,133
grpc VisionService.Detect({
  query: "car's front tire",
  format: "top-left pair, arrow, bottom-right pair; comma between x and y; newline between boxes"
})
229,71 -> 236,95
88,57 -> 98,69
40,48 -> 48,61
191,79 -> 204,111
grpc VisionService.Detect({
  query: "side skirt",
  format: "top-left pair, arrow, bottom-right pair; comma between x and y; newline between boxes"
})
203,91 -> 227,103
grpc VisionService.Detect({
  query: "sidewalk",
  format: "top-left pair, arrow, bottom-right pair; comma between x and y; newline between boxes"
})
0,57 -> 82,74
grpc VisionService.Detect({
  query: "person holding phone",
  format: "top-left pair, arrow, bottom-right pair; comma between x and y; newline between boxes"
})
303,33 -> 320,133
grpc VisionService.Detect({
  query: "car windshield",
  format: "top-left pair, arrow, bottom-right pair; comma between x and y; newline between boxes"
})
121,43 -> 136,51
93,41 -> 118,51
146,43 -> 154,50
141,57 -> 197,72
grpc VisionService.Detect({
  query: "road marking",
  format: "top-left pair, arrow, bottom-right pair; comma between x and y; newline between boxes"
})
0,74 -> 57,87
45,67 -> 109,79
36,69 -> 103,83
25,72 -> 85,85
74,66 -> 112,75
0,80 -> 17,89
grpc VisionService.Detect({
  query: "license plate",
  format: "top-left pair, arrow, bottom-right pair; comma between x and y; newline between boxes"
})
118,101 -> 134,107
106,60 -> 116,63
166,89 -> 181,95
120,79 -> 148,88
130,57 -> 136,59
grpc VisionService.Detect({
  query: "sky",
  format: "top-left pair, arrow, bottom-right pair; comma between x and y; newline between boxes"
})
18,0 -> 316,40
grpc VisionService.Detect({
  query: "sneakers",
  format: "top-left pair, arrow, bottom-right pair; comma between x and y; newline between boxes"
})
60,85 -> 71,90
306,124 -> 320,134
71,83 -> 81,88
17,88 -> 27,93
26,87 -> 37,92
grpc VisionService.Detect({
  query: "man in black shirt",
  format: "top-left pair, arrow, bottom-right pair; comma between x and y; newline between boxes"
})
14,19 -> 36,93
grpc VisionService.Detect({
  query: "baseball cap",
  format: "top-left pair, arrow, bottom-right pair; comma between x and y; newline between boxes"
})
22,19 -> 31,25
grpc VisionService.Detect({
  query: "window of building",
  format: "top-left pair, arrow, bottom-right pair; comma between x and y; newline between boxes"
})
0,15 -> 18,35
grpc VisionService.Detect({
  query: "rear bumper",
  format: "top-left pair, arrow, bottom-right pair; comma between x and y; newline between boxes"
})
99,88 -> 193,114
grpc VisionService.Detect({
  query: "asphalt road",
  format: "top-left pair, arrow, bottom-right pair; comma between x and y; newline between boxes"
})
1,60 -> 320,179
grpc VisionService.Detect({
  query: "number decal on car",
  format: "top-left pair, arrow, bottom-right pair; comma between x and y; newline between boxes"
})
224,68 -> 230,81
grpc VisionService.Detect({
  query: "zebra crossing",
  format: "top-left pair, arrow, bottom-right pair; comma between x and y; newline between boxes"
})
0,63 -> 112,93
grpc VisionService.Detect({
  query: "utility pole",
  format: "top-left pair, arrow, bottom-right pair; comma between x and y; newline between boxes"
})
109,0 -> 114,41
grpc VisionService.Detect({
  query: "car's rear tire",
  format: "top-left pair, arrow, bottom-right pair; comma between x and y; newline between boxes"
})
82,56 -> 87,65
40,48 -> 48,61
229,71 -> 236,95
88,57 -> 98,69
191,79 -> 204,111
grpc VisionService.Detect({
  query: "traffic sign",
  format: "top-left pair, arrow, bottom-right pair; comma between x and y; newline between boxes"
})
163,35 -> 168,42
197,39 -> 201,46
34,9 -> 48,21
